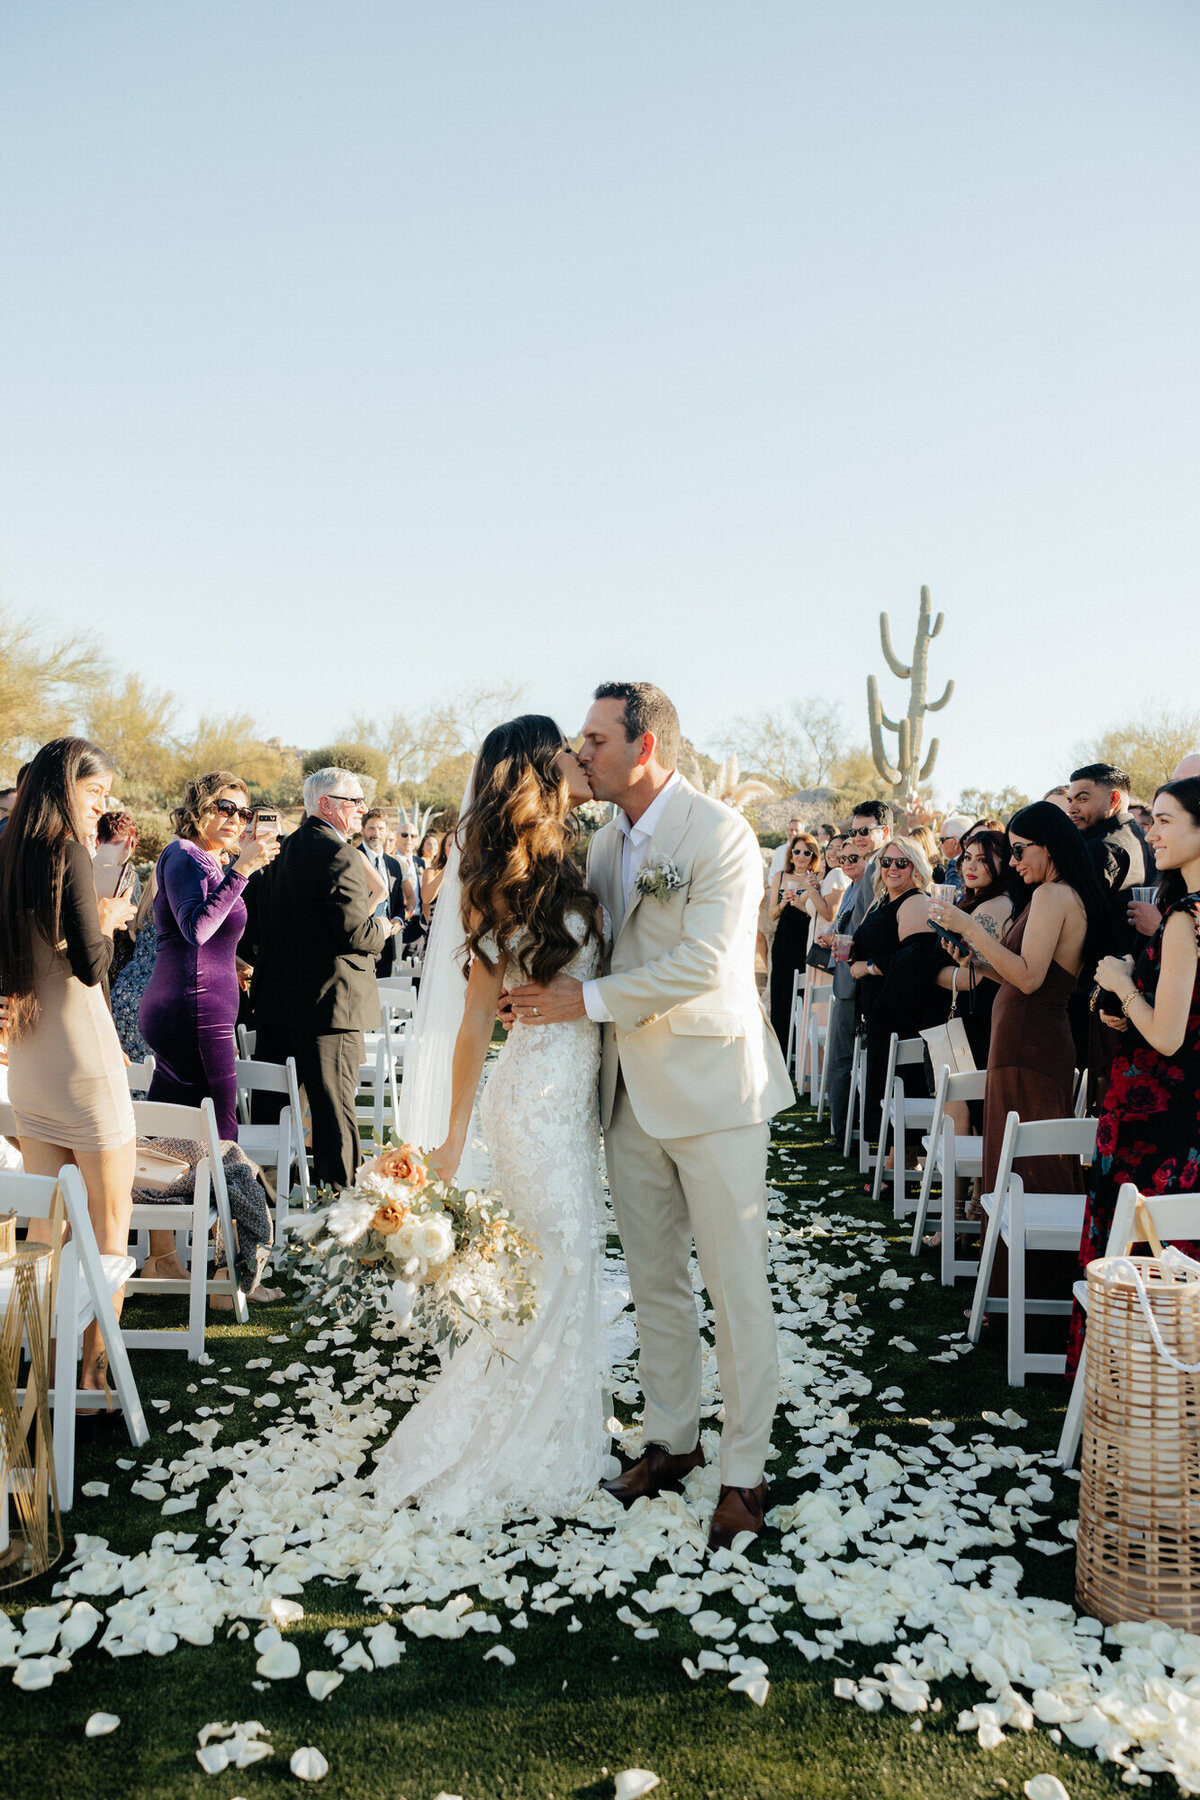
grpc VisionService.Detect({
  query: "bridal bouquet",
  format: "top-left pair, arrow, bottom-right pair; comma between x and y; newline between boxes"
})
288,1143 -> 539,1353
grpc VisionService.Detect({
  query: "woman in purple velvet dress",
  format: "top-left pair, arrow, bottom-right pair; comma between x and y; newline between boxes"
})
140,771 -> 279,1138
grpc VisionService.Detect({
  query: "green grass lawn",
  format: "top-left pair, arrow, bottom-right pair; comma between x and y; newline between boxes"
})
0,1102 -> 1153,1800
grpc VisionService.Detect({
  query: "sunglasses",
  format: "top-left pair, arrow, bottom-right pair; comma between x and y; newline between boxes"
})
847,825 -> 879,837
839,854 -> 863,865
212,799 -> 253,823
938,834 -> 958,843
1010,843 -> 1033,862
879,857 -> 912,870
328,793 -> 366,806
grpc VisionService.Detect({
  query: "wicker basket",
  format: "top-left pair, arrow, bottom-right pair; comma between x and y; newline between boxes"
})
0,1211 -> 15,1261
1076,1253 -> 1200,1628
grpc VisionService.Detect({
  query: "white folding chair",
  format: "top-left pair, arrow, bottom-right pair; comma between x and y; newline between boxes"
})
843,1028 -> 866,1163
0,1161 -> 149,1511
783,968 -> 804,1081
909,1065 -> 987,1284
124,1056 -> 156,1093
233,1055 -> 310,1256
871,1035 -> 936,1217
804,987 -> 834,1118
126,1097 -> 247,1357
967,1111 -> 1098,1384
1056,1184 -> 1200,1467
236,1024 -> 256,1059
1073,1068 -> 1090,1118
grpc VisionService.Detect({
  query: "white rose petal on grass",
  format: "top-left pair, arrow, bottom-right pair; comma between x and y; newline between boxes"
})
728,1672 -> 770,1706
256,1640 -> 301,1680
484,1646 -> 516,1667
290,1746 -> 329,1781
84,1712 -> 120,1737
1025,1781 -> 1070,1800
614,1772 -> 661,1800
306,1670 -> 344,1702
80,1481 -> 109,1498
196,1743 -> 231,1775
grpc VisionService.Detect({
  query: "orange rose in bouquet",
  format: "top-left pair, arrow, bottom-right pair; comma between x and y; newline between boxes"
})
368,1144 -> 428,1188
370,1202 -> 407,1236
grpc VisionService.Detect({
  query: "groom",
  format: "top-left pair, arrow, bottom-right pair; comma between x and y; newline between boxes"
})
505,681 -> 792,1549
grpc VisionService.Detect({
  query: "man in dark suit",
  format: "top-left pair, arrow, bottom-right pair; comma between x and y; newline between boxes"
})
242,768 -> 397,1188
358,808 -> 411,977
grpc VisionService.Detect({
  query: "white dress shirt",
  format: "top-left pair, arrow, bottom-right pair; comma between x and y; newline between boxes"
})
582,772 -> 681,1025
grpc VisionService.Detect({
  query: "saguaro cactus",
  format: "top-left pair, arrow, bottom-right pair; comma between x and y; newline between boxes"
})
866,585 -> 954,797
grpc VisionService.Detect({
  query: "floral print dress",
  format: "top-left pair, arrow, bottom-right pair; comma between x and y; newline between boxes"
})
1067,892 -> 1200,1374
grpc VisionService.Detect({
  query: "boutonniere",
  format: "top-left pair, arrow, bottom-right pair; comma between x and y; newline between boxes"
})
634,853 -> 684,902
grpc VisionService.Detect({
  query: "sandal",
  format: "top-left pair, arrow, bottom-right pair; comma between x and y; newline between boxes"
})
137,1252 -> 189,1282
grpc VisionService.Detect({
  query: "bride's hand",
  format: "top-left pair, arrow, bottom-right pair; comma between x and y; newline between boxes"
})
426,1140 -> 460,1185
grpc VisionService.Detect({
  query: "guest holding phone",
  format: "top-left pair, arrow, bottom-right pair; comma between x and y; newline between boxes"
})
933,828 -> 1020,1068
0,738 -> 138,1400
930,802 -> 1111,1194
767,832 -> 820,1049
140,772 -> 279,1141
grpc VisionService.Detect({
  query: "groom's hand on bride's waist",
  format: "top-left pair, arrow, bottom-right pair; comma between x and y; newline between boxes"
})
505,974 -> 586,1024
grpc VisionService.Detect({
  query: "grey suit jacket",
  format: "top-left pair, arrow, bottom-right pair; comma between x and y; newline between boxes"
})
831,872 -> 877,1001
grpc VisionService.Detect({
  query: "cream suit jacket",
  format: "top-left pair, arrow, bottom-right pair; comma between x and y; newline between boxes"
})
586,778 -> 793,1139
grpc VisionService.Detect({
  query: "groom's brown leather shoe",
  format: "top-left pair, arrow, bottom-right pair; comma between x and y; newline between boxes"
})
601,1442 -> 705,1507
707,1480 -> 769,1551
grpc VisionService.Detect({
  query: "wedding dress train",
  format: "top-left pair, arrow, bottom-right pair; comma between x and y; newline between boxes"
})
372,913 -> 611,1528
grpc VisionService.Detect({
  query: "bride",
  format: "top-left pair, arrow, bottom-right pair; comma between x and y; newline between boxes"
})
371,714 -> 613,1528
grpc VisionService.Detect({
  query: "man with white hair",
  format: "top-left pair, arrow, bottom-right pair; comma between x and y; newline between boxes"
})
242,767 -> 399,1186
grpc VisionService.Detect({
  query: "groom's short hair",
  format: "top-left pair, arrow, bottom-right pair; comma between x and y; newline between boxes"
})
594,681 -> 680,771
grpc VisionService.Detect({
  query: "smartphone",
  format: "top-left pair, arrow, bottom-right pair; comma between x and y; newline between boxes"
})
93,840 -> 133,900
253,809 -> 280,840
939,929 -> 968,956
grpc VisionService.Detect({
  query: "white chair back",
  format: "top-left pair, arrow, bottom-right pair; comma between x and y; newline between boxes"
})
967,1110 -> 1098,1383
127,1095 -> 247,1350
0,1163 -> 148,1509
124,1056 -> 156,1091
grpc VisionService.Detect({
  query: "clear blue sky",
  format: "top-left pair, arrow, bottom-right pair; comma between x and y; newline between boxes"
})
2,1 -> 1197,803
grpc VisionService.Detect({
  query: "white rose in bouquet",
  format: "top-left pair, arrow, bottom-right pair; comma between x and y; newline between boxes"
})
413,1214 -> 455,1266
384,1222 -> 421,1260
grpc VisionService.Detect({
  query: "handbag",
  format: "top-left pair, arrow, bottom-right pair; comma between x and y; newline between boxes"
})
919,966 -> 976,1075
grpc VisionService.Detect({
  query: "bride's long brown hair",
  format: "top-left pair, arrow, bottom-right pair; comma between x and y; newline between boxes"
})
459,714 -> 600,984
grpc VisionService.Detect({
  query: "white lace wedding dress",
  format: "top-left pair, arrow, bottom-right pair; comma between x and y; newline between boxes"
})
372,911 -> 611,1528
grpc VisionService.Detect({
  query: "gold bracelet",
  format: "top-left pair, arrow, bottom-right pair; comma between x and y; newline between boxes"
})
1120,990 -> 1140,1016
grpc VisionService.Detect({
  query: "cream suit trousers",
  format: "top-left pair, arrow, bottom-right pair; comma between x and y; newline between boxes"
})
606,1084 -> 777,1488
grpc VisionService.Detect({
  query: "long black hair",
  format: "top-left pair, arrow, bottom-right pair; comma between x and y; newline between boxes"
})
1006,799 -> 1114,975
1151,777 -> 1200,913
958,827 -> 1025,913
0,737 -> 114,1034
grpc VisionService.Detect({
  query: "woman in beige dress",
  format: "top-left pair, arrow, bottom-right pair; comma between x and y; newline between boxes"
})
0,738 -> 138,1399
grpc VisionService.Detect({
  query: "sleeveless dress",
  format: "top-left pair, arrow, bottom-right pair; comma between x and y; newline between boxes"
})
372,910 -> 611,1528
982,903 -> 1082,1195
1067,893 -> 1200,1372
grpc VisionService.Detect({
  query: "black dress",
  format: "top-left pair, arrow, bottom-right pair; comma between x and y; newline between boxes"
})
853,895 -> 949,1143
769,890 -> 809,1051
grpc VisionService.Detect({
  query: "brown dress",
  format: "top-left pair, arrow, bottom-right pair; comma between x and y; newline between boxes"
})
982,903 -> 1081,1196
